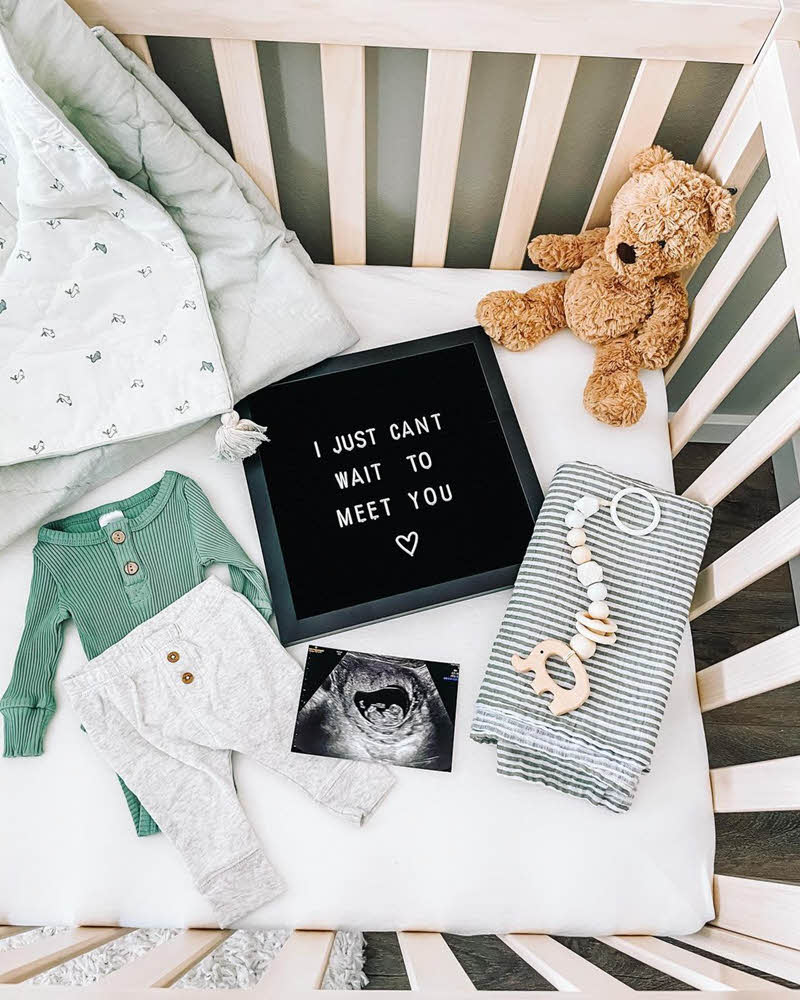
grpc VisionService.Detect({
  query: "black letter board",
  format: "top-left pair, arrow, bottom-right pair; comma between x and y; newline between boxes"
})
240,327 -> 543,643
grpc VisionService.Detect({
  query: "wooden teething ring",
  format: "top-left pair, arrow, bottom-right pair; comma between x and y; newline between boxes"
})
511,638 -> 590,716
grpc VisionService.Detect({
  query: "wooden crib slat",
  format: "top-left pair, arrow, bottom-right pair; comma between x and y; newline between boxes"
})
600,934 -> 785,991
697,625 -> 800,711
118,34 -> 154,70
211,38 -> 280,212
669,269 -> 791,455
676,926 -> 800,985
90,929 -> 230,989
320,43 -> 366,265
755,40 -> 800,320
711,755 -> 800,812
397,931 -> 475,991
582,59 -> 685,231
490,54 -> 579,270
690,496 -> 800,619
682,86 -> 765,284
411,49 -> 472,268
254,930 -> 335,994
665,179 -> 777,385
683,372 -> 800,508
0,927 -> 128,984
714,876 -> 800,951
695,64 -> 756,175
502,934 -> 631,992
701,87 -> 764,194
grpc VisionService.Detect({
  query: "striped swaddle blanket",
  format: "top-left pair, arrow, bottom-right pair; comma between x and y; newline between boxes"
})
471,462 -> 712,812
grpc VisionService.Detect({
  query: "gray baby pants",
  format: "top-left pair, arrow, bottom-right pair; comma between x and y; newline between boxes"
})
64,577 -> 394,926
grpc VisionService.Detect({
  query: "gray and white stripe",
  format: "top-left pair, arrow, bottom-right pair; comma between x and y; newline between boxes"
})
470,461 -> 712,813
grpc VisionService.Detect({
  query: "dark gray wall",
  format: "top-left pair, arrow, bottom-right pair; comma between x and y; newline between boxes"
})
146,38 -> 798,416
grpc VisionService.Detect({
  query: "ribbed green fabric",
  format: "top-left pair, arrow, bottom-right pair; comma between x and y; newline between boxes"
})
1,470 -> 272,837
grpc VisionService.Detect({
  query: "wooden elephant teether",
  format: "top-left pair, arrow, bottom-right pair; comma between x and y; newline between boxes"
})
511,638 -> 590,716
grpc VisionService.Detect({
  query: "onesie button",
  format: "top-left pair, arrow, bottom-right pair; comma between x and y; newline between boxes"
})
124,561 -> 139,575
167,651 -> 180,663
111,529 -> 126,544
181,672 -> 194,684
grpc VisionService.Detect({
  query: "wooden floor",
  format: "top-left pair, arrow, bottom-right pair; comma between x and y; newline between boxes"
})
363,441 -> 800,990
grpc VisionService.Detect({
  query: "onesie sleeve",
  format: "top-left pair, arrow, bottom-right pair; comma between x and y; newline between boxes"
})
183,476 -> 272,622
0,551 -> 68,757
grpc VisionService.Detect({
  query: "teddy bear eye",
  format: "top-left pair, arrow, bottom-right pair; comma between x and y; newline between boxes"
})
657,239 -> 666,248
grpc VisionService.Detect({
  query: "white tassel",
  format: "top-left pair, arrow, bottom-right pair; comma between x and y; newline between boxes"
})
213,410 -> 269,461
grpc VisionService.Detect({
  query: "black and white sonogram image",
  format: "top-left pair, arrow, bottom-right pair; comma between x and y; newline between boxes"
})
292,647 -> 459,771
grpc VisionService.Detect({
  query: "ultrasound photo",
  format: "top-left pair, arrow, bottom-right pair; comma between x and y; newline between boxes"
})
292,646 -> 459,771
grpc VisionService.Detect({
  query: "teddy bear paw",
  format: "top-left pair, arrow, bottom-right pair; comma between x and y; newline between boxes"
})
527,234 -> 564,271
476,290 -> 539,352
583,370 -> 647,427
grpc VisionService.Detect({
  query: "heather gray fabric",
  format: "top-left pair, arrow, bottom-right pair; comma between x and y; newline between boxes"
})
64,578 -> 393,926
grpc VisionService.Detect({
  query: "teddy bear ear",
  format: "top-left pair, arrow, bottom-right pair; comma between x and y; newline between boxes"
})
706,184 -> 736,233
629,145 -> 673,175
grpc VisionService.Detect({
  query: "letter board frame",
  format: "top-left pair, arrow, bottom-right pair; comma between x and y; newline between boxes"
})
240,327 -> 543,644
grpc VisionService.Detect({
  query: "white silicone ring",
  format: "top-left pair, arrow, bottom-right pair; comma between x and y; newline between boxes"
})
609,486 -> 661,537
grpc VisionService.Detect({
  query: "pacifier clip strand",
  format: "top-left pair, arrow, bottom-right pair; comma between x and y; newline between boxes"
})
513,485 -> 661,716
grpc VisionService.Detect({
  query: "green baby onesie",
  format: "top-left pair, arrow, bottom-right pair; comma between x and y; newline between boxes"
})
0,470 -> 272,836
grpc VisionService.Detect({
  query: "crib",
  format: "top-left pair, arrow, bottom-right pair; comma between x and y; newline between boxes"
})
1,0 -> 799,994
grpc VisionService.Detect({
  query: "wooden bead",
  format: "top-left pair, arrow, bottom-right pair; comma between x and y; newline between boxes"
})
565,510 -> 585,529
570,633 -> 596,660
571,545 -> 592,565
576,620 -> 617,645
576,561 -> 603,586
566,527 -> 586,547
574,495 -> 600,517
586,582 -> 608,601
576,612 -> 617,634
587,600 -> 610,620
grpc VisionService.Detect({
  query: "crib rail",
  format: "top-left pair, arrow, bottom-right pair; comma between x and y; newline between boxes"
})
679,42 -> 800,618
69,0 -> 783,265
0,926 -> 798,994
678,35 -> 800,980
30,0 -> 800,994
67,0 -> 778,62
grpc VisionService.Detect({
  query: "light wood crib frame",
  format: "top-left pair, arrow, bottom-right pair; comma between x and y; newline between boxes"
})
2,0 -> 799,994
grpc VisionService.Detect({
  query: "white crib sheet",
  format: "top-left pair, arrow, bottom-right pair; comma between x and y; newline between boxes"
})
0,266 -> 714,934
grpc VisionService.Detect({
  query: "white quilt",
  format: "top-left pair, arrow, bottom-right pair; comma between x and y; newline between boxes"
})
0,26 -> 232,464
0,0 -> 357,539
0,267 -> 714,934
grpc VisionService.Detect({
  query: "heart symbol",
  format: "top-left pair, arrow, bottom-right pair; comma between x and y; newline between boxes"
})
395,531 -> 419,557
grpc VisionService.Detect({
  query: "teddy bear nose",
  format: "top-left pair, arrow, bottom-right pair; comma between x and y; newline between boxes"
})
616,242 -> 637,264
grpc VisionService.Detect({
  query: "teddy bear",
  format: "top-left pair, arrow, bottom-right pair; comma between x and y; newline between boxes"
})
476,146 -> 736,426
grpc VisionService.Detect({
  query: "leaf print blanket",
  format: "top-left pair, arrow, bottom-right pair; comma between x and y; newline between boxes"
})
0,0 -> 357,546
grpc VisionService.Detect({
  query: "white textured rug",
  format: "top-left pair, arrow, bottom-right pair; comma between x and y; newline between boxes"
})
0,927 -> 365,989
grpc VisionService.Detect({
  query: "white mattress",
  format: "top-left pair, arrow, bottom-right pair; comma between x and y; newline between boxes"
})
0,266 -> 714,934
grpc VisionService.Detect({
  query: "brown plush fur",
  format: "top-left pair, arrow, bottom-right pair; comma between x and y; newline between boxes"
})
476,146 -> 736,426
